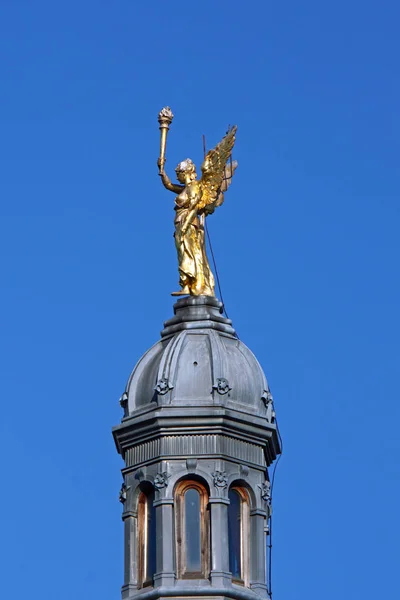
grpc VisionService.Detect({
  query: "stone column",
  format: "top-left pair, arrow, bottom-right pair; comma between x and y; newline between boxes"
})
209,497 -> 231,587
121,509 -> 137,599
153,498 -> 176,587
250,509 -> 268,597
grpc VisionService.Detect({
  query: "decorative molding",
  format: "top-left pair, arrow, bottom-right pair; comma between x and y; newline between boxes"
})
240,464 -> 249,477
119,482 -> 129,503
126,435 -> 264,467
186,457 -> 198,471
261,388 -> 272,406
121,510 -> 137,520
135,469 -> 145,482
152,498 -> 174,507
131,441 -> 161,466
213,378 -> 232,395
261,388 -> 275,423
154,378 -> 173,395
258,481 -> 271,503
212,470 -> 228,489
119,392 -> 128,409
154,471 -> 170,489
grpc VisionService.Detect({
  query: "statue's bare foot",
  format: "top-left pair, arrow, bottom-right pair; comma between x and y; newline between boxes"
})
171,286 -> 190,296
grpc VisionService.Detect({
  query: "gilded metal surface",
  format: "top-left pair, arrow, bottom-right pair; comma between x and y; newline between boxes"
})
157,107 -> 238,297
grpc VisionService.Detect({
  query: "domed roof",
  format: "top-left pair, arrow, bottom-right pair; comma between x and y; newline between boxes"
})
122,297 -> 273,420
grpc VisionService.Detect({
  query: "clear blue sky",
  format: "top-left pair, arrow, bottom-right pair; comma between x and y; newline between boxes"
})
1,1 -> 399,599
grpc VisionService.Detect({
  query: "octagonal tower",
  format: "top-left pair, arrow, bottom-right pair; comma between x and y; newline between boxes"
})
113,296 -> 281,600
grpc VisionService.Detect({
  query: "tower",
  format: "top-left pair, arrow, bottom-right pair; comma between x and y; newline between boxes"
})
112,296 -> 281,600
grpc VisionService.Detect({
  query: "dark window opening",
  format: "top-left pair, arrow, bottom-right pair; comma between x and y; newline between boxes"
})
228,489 -> 241,578
138,488 -> 156,587
227,486 -> 250,586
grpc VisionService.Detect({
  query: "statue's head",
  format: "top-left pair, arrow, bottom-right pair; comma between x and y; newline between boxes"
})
175,158 -> 197,183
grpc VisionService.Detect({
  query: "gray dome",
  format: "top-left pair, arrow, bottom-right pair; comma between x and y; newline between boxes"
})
123,297 -> 272,419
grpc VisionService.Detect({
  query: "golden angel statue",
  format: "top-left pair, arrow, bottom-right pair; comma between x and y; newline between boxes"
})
157,107 -> 238,297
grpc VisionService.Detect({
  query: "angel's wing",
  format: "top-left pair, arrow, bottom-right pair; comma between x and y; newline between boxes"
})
198,126 -> 237,215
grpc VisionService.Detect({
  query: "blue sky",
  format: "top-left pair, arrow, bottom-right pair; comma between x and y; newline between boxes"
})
1,1 -> 399,599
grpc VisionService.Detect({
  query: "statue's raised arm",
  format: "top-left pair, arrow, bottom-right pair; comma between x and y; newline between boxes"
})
157,107 -> 185,193
157,107 -> 238,297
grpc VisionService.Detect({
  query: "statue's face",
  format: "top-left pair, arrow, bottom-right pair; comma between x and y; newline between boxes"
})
176,159 -> 196,183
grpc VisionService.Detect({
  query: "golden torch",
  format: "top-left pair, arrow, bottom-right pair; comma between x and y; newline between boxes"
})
158,106 -> 174,172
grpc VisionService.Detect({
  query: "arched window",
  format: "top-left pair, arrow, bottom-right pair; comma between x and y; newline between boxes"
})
175,480 -> 210,579
137,488 -> 156,587
228,487 -> 250,585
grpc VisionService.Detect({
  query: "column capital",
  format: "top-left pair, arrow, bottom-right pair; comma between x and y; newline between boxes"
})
209,496 -> 230,505
250,508 -> 267,517
122,510 -> 137,520
153,498 -> 174,507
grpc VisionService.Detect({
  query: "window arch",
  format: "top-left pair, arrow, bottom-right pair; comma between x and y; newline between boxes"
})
175,480 -> 210,579
137,487 -> 156,587
228,486 -> 250,585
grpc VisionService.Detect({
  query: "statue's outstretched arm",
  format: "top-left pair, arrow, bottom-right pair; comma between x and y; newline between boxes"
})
158,108 -> 183,194
159,167 -> 184,194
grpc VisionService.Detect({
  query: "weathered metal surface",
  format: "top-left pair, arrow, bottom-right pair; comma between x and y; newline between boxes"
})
113,297 -> 281,600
